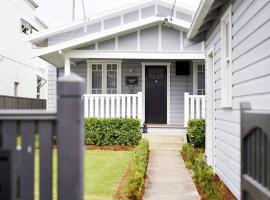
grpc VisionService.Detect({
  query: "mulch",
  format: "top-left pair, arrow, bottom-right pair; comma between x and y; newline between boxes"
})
180,151 -> 236,200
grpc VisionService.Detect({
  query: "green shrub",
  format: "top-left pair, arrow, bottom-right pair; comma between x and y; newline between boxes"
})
127,139 -> 149,199
187,119 -> 205,148
114,139 -> 149,200
85,118 -> 141,146
181,145 -> 224,200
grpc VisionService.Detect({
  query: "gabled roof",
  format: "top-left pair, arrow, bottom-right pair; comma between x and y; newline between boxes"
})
25,0 -> 39,8
187,0 -> 227,40
32,16 -> 191,58
24,0 -> 195,44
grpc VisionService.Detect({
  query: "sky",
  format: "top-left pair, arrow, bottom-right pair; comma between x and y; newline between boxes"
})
35,0 -> 201,28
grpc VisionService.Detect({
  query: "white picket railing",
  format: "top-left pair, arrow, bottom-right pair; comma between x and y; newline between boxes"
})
83,92 -> 143,122
184,92 -> 206,127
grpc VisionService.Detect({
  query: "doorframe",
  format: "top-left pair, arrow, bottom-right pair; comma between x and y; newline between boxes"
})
206,47 -> 215,170
141,62 -> 171,124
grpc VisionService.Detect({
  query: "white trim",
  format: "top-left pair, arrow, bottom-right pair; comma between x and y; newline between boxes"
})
220,5 -> 232,108
180,31 -> 183,51
115,36 -> 119,50
206,47 -> 215,170
187,0 -> 215,39
87,60 -> 122,94
141,62 -> 171,124
86,61 -> 91,93
25,0 -> 194,43
64,57 -> 71,75
137,30 -> 140,51
65,50 -> 205,60
192,61 -> 198,95
31,16 -> 191,58
158,24 -> 162,51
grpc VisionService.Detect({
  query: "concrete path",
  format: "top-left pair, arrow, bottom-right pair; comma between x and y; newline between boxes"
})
143,133 -> 200,200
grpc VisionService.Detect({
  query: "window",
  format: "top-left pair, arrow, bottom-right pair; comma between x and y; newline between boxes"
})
21,19 -> 38,35
14,82 -> 19,97
220,6 -> 232,108
89,61 -> 121,94
197,64 -> 205,95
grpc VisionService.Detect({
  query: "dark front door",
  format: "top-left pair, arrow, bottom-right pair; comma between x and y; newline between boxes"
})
145,66 -> 167,124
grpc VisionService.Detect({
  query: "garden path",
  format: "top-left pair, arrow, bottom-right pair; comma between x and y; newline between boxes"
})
143,133 -> 199,200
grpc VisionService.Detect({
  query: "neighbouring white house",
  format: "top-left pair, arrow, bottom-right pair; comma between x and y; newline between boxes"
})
0,0 -> 48,101
25,0 -> 206,126
188,0 -> 270,199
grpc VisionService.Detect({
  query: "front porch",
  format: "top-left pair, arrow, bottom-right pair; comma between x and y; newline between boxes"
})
62,59 -> 206,127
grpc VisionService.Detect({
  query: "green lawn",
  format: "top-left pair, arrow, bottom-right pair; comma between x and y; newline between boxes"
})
35,150 -> 132,200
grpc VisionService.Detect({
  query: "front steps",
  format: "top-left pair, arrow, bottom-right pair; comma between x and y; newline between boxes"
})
142,132 -> 186,151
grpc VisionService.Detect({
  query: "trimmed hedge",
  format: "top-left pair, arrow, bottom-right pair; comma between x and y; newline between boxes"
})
181,144 -> 224,200
114,139 -> 149,200
85,118 -> 141,146
187,119 -> 205,148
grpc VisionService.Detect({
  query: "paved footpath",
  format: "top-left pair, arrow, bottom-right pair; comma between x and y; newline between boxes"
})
143,133 -> 200,200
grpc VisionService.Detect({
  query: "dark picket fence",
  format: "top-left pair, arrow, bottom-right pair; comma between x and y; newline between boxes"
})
0,95 -> 46,109
0,73 -> 85,200
241,102 -> 270,200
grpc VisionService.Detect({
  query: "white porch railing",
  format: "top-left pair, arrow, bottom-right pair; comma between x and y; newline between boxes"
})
83,92 -> 143,121
184,92 -> 206,127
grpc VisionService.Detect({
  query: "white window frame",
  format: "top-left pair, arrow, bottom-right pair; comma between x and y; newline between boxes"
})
86,60 -> 122,94
220,5 -> 232,108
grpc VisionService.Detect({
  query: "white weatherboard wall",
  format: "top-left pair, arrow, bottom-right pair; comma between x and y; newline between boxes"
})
0,0 -> 48,99
205,0 -> 270,198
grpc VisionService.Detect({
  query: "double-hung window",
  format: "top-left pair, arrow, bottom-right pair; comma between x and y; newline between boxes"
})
88,61 -> 121,94
220,6 -> 232,108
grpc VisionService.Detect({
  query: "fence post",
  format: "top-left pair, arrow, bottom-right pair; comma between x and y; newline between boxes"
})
57,73 -> 85,200
184,92 -> 189,127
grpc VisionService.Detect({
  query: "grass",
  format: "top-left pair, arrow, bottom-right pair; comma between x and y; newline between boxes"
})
34,150 -> 132,200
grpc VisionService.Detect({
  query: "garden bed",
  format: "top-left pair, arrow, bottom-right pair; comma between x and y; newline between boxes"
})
181,144 -> 236,200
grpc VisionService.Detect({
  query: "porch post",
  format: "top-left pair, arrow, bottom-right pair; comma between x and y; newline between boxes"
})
192,61 -> 198,95
64,57 -> 71,76
184,92 -> 190,127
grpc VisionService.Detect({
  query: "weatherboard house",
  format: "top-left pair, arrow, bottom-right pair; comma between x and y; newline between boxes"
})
25,0 -> 206,126
188,0 -> 270,199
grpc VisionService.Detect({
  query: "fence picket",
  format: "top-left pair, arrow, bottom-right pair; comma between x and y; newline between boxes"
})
132,96 -> 136,118
1,121 -> 17,200
20,121 -> 35,200
106,97 -> 110,118
121,96 -> 126,118
111,96 -> 115,118
39,121 -> 53,200
116,96 -> 120,118
89,97 -> 94,117
127,96 -> 131,118
100,97 -> 104,118
196,98 -> 200,118
94,97 -> 99,118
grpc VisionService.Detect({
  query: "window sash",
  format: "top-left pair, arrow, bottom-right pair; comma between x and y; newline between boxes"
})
90,62 -> 120,94
221,6 -> 232,108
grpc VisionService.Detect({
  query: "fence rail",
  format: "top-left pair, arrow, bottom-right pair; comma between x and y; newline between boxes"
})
0,95 -> 46,109
184,92 -> 206,127
83,92 -> 143,121
241,103 -> 270,200
0,73 -> 84,200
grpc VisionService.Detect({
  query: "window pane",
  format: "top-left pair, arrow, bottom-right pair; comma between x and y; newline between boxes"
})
111,64 -> 117,70
107,71 -> 117,89
92,71 -> 102,89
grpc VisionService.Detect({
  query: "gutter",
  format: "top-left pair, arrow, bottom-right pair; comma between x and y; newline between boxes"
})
187,0 -> 215,39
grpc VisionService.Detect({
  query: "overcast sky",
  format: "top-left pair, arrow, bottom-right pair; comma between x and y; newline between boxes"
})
35,0 -> 201,28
